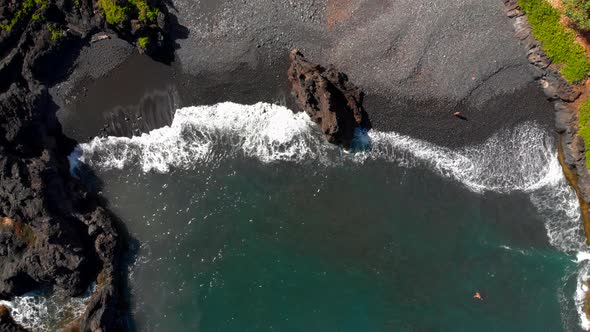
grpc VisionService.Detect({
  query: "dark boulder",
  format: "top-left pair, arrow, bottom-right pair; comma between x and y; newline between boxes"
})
287,49 -> 370,149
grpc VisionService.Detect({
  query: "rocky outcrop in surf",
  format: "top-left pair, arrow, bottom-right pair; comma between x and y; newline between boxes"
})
0,0 -> 171,330
288,49 -> 370,149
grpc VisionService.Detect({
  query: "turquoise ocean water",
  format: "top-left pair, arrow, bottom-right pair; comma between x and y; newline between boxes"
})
5,102 -> 589,331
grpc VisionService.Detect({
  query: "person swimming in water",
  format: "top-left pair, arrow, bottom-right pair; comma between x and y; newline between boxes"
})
473,292 -> 483,300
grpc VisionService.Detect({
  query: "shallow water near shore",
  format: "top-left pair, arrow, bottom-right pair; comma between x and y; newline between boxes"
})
43,103 -> 590,330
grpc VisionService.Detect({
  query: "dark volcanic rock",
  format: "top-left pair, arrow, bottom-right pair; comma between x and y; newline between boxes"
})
554,102 -> 574,134
0,0 -> 170,331
541,72 -> 581,102
288,49 -> 369,149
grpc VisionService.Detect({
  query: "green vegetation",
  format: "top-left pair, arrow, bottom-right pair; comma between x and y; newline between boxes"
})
32,0 -> 48,22
31,12 -> 44,21
579,99 -> 590,167
130,0 -> 159,23
564,0 -> 590,31
519,0 -> 590,82
0,0 -> 66,43
98,0 -> 129,27
137,35 -> 149,50
48,23 -> 63,41
97,0 -> 159,27
0,0 -> 48,32
580,99 -> 590,167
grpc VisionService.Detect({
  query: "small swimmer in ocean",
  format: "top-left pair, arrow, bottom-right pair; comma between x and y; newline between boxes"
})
473,292 -> 483,301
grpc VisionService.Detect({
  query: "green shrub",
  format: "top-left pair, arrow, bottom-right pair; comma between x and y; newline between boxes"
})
579,99 -> 590,167
519,0 -> 590,82
97,0 -> 159,27
32,12 -> 44,21
0,0 -> 47,31
48,23 -> 63,40
98,0 -> 128,27
130,0 -> 159,23
137,36 -> 149,49
564,0 -> 590,31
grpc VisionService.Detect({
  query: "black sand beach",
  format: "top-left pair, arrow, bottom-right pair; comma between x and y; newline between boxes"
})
54,0 -> 555,147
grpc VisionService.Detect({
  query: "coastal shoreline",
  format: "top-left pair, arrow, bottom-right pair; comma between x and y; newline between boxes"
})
0,0 -> 583,331
57,0 -> 557,149
501,0 -> 590,241
502,0 -> 590,329
50,2 -> 569,328
0,0 -> 173,330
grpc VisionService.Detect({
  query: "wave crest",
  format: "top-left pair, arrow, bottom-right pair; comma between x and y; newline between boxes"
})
0,285 -> 93,331
78,102 -> 330,172
78,102 -> 562,194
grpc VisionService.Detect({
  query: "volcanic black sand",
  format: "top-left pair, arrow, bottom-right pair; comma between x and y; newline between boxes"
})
54,0 -> 555,148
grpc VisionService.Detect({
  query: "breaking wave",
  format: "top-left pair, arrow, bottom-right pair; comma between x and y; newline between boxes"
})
0,284 -> 94,331
73,102 -> 588,329
76,102 -> 327,172
76,102 -> 558,191
75,102 -> 585,249
576,260 -> 590,331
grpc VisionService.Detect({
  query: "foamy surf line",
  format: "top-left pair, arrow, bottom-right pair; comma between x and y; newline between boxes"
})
77,102 -> 558,192
0,284 -> 94,331
72,101 -> 590,329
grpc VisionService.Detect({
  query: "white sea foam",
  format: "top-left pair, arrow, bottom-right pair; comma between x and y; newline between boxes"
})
361,124 -> 560,194
578,252 -> 590,263
499,245 -> 529,256
576,262 -> 590,331
0,284 -> 94,331
78,102 -> 329,173
77,102 -> 560,192
72,102 -> 589,329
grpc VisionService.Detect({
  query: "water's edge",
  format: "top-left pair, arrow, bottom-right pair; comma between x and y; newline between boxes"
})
502,1 -> 590,329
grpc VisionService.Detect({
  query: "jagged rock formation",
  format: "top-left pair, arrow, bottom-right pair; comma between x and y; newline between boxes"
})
288,49 -> 370,149
0,0 -> 169,331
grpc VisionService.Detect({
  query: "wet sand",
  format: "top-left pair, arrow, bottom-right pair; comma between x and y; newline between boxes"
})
54,50 -> 293,141
54,53 -> 178,140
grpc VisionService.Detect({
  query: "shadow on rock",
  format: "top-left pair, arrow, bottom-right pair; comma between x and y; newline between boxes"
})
150,8 -> 189,65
